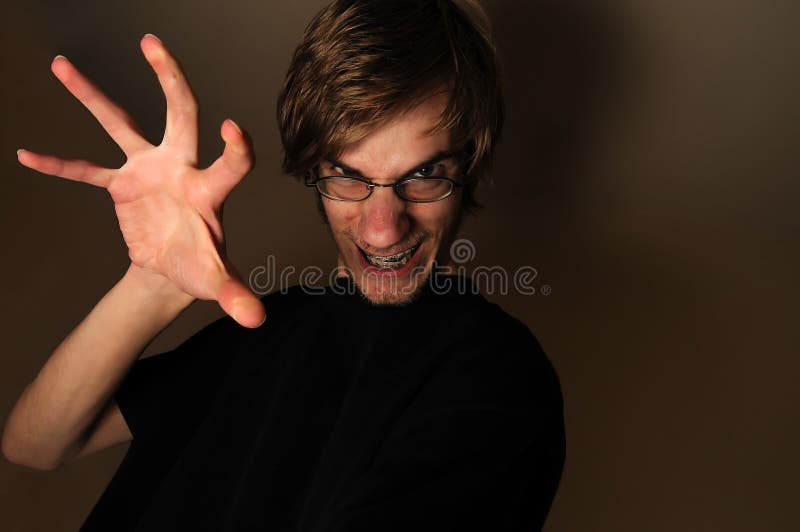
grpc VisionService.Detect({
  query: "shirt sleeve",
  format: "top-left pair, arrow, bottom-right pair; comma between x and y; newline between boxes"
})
316,318 -> 566,532
114,312 -> 244,447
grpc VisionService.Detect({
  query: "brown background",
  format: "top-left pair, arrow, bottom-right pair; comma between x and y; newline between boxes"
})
1,0 -> 798,530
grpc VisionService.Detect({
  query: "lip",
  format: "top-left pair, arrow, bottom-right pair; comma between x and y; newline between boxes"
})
355,242 -> 425,278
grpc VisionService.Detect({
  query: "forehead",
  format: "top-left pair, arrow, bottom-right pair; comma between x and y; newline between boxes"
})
336,92 -> 453,177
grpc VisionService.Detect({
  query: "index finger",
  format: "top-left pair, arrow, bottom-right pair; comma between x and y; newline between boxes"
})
50,55 -> 151,156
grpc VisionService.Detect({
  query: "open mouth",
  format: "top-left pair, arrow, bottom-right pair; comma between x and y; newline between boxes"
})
359,243 -> 421,269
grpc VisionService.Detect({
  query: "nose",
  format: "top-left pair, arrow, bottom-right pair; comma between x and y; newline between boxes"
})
358,186 -> 409,251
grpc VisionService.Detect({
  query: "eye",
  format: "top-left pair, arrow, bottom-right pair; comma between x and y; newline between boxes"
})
414,164 -> 436,178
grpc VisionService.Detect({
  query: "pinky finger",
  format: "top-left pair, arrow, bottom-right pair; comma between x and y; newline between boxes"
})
17,149 -> 113,188
203,119 -> 255,204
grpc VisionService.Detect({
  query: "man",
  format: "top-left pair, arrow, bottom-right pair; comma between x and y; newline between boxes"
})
3,1 -> 565,530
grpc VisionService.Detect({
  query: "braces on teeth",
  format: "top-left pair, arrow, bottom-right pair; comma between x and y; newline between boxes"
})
364,245 -> 418,268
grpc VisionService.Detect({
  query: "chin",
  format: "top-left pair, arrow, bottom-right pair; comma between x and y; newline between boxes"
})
355,273 -> 430,306
348,247 -> 434,307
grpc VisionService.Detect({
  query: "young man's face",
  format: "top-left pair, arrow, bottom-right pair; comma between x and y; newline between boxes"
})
321,92 -> 464,305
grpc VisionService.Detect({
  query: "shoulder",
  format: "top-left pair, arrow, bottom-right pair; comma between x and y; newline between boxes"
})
434,300 -> 563,419
165,285 -> 322,352
393,298 -> 565,471
229,284 -> 330,336
258,284 -> 320,319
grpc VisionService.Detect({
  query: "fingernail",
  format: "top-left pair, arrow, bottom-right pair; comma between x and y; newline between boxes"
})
231,300 -> 243,323
53,54 -> 67,63
256,315 -> 267,328
232,297 -> 261,328
228,119 -> 243,135
225,120 -> 249,155
144,33 -> 162,44
16,149 -> 25,156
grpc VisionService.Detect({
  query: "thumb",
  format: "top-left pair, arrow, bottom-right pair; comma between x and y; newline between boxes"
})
216,274 -> 266,328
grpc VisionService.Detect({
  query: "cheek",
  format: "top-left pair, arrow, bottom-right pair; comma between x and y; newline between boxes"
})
406,200 -> 460,233
323,199 -> 361,230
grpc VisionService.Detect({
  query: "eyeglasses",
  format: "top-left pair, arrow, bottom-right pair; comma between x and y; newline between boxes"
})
305,175 -> 463,203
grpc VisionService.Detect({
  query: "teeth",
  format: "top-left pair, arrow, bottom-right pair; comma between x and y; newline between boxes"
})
364,245 -> 418,268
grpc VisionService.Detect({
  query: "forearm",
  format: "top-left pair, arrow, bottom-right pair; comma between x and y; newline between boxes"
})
2,263 -> 195,469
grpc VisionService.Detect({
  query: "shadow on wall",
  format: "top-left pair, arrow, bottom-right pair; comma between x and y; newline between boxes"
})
485,0 -> 641,204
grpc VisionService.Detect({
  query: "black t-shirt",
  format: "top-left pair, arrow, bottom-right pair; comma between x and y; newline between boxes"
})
80,275 -> 565,531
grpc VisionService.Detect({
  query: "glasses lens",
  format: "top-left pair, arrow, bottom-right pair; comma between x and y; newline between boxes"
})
397,178 -> 453,202
318,177 -> 370,201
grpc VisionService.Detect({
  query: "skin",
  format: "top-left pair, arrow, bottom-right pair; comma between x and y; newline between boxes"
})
2,34 -> 466,470
3,35 -> 261,470
14,34 -> 265,328
322,93 -> 464,305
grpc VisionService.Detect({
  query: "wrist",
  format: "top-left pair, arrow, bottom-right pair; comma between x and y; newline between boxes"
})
122,263 -> 196,309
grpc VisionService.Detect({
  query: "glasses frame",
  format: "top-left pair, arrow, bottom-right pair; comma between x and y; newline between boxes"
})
304,174 -> 464,203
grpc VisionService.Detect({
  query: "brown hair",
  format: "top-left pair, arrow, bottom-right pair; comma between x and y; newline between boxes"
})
276,0 -> 503,212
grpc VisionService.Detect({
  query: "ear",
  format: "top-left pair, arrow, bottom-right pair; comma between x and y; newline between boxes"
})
304,168 -> 315,186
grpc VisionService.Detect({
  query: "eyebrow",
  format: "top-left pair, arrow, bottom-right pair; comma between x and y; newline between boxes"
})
327,149 -> 461,180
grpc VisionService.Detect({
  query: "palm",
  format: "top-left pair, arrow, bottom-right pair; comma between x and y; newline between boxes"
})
18,35 -> 265,327
110,152 -> 222,300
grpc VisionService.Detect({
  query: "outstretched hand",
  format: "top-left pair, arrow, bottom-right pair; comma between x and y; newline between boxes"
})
17,34 -> 266,328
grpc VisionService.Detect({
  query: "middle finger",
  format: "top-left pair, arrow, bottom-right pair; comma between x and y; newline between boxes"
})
140,34 -> 199,157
